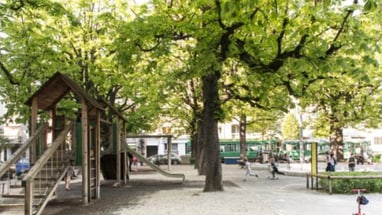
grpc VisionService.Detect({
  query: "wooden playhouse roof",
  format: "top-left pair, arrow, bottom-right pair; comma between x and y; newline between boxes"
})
25,72 -> 104,111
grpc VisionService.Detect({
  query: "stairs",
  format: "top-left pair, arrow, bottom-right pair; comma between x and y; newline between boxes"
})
0,122 -> 75,215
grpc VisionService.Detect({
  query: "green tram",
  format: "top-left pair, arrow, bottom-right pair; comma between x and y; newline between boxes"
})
282,140 -> 330,161
219,139 -> 278,163
283,140 -> 371,161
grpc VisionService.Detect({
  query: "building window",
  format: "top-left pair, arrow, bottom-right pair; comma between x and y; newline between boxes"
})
231,124 -> 239,139
164,143 -> 178,154
374,137 -> 382,145
186,142 -> 191,154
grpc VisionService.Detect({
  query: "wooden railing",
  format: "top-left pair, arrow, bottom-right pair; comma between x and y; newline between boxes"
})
0,123 -> 49,200
0,123 -> 49,179
23,121 -> 74,215
306,173 -> 382,194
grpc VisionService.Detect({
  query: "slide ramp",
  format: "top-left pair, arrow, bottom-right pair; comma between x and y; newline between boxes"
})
124,145 -> 185,182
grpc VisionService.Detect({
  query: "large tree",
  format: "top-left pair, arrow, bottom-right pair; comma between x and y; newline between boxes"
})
0,0 -> 167,134
1,0 -> 380,193
115,0 -> 380,192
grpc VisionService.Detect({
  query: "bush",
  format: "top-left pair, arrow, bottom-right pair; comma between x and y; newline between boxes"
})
372,154 -> 381,163
318,171 -> 382,194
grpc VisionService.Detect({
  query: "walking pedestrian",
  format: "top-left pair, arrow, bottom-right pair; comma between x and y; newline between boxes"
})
348,153 -> 356,172
326,152 -> 336,172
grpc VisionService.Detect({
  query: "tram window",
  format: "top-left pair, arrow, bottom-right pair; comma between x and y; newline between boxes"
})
249,146 -> 258,151
220,146 -> 224,152
225,144 -> 236,152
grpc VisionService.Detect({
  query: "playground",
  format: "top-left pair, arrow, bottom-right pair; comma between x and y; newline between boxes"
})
36,163 -> 382,215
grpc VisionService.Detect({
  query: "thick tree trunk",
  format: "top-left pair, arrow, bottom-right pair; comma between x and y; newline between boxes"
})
329,115 -> 344,161
190,132 -> 197,168
190,108 -> 201,170
197,118 -> 205,175
330,127 -> 344,161
202,73 -> 223,192
239,115 -> 246,160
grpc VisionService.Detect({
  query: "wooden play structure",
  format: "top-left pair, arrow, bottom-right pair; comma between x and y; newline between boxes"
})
0,72 -> 184,215
0,72 -> 129,214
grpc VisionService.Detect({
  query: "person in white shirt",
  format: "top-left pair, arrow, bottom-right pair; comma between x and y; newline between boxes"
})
243,157 -> 259,181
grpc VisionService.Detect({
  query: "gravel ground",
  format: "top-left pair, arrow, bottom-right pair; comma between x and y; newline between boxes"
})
2,163 -> 382,215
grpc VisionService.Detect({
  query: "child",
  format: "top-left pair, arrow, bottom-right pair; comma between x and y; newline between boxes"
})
243,157 -> 259,181
269,157 -> 286,179
65,160 -> 76,191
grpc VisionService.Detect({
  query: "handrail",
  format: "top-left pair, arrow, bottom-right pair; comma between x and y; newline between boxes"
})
0,123 -> 49,177
123,143 -> 185,182
306,172 -> 382,194
34,165 -> 70,215
23,121 -> 74,215
23,121 -> 74,182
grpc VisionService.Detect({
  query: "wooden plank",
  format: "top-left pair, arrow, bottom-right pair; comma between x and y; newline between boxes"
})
95,111 -> 101,199
31,97 -> 38,164
81,100 -> 89,205
116,118 -> 121,186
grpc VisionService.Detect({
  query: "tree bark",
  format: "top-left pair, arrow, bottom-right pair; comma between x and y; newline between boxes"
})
197,118 -> 205,175
202,72 -> 223,192
239,115 -> 247,160
329,115 -> 344,161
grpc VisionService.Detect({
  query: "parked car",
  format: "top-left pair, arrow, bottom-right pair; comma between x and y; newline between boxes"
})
148,153 -> 182,165
16,158 -> 30,176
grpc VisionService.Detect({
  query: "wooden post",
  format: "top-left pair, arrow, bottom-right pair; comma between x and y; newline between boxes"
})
306,174 -> 310,189
315,176 -> 319,190
116,118 -> 121,186
167,136 -> 171,170
81,101 -> 89,205
122,122 -> 127,184
95,111 -> 101,199
328,176 -> 332,195
311,176 -> 314,190
24,180 -> 33,215
72,123 -> 77,163
30,97 -> 38,164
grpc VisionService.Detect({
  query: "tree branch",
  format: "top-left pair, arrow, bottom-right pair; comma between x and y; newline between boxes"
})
0,61 -> 19,85
322,10 -> 353,59
9,0 -> 24,10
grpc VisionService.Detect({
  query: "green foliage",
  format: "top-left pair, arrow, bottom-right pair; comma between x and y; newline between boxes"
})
319,172 -> 382,193
0,135 -> 11,150
364,0 -> 378,11
281,113 -> 299,140
372,154 -> 381,163
0,0 -> 381,143
311,114 -> 330,138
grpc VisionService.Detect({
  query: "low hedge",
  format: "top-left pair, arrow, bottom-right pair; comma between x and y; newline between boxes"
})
318,171 -> 382,194
372,154 -> 381,163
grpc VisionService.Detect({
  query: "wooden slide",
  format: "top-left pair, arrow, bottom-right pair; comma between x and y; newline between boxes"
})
124,145 -> 185,182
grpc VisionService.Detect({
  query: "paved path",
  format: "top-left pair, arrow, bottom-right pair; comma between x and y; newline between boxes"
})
2,162 -> 382,214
